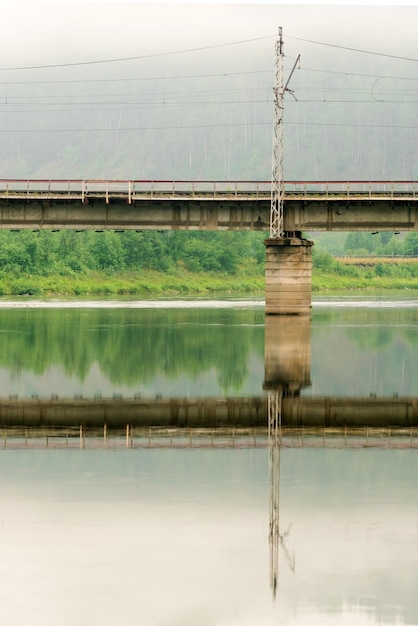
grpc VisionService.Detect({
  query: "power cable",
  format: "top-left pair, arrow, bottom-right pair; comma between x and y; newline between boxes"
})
0,35 -> 276,72
287,35 -> 418,63
0,120 -> 417,134
0,69 -> 273,86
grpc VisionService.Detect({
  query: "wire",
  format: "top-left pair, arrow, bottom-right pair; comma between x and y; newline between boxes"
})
4,64 -> 418,88
287,35 -> 418,63
0,35 -> 276,72
0,120 -> 417,134
287,121 -> 418,129
0,122 -> 272,133
0,69 -> 274,86
0,98 -> 272,110
2,86 -> 267,102
296,65 -> 418,83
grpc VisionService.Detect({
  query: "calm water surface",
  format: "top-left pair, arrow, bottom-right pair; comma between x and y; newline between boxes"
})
0,294 -> 417,397
1,447 -> 417,626
0,294 -> 417,625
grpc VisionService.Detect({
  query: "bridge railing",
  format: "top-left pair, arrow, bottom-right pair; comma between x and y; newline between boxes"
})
284,180 -> 418,196
0,179 -> 417,200
0,179 -> 273,200
131,180 -> 273,198
0,179 -> 87,197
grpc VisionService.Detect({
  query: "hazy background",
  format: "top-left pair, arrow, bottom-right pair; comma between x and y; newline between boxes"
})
1,3 -> 418,180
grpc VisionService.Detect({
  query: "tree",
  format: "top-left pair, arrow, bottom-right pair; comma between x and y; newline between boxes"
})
403,233 -> 418,257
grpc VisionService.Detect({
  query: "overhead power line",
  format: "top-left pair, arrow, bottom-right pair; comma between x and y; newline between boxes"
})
0,35 -> 276,72
297,65 -> 418,83
1,94 -> 416,110
0,98 -> 273,110
288,35 -> 418,63
0,122 -> 270,133
3,65 -> 418,88
3,29 -> 416,74
0,121 -> 417,134
1,69 -> 273,86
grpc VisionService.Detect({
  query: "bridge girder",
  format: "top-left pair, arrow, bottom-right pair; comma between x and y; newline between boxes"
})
0,194 -> 416,231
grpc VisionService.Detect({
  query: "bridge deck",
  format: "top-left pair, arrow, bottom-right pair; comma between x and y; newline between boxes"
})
0,180 -> 417,231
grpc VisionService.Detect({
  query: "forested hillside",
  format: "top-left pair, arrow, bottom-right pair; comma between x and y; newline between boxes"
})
1,5 -> 418,182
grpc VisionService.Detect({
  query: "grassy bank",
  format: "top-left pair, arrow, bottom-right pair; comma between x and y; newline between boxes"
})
0,270 -> 265,297
0,260 -> 416,297
312,252 -> 418,292
312,271 -> 418,291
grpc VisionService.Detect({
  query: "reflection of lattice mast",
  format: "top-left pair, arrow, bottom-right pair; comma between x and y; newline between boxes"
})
268,391 -> 281,598
270,27 -> 284,239
268,392 -> 296,599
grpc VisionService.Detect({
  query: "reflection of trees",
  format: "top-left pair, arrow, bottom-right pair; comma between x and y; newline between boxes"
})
0,308 -> 264,393
346,326 -> 392,350
310,306 -> 418,396
320,307 -> 418,352
403,328 -> 418,345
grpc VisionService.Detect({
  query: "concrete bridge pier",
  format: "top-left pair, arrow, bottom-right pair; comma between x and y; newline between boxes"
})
264,236 -> 313,315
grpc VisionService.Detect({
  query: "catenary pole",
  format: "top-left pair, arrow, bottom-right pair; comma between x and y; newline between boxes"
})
270,27 -> 300,238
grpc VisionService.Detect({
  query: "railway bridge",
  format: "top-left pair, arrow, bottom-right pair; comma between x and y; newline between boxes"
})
1,178 -> 417,314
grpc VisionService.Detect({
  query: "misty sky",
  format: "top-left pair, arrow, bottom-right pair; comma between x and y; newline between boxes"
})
1,3 -> 418,180
2,4 -> 418,80
4,0 -> 418,4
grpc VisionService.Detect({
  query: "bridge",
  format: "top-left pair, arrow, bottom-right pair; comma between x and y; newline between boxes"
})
0,395 -> 417,451
1,178 -> 417,314
0,179 -> 417,231
0,394 -> 416,429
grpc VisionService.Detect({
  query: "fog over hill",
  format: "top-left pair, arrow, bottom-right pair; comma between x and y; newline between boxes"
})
1,3 -> 418,180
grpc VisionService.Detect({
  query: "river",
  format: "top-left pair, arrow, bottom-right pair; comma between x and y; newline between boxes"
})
0,293 -> 417,625
0,293 -> 417,398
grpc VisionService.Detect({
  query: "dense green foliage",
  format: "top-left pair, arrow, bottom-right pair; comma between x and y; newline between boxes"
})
312,246 -> 418,290
0,229 -> 265,293
0,230 -> 265,277
0,229 -> 416,295
343,231 -> 418,257
314,231 -> 418,258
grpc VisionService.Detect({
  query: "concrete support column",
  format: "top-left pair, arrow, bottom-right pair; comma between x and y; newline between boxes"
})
264,237 -> 313,315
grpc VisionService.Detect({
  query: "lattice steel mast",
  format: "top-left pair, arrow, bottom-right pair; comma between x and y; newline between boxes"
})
270,28 -> 300,238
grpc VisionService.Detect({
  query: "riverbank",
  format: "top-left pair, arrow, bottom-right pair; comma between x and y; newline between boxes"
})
0,264 -> 417,296
312,271 -> 418,291
0,271 -> 265,297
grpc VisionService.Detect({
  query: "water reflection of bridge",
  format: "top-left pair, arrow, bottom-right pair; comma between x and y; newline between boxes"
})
0,394 -> 417,429
1,396 -> 418,450
0,312 -> 417,443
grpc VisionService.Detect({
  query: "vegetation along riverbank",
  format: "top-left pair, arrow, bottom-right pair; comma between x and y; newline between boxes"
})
0,230 -> 417,296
